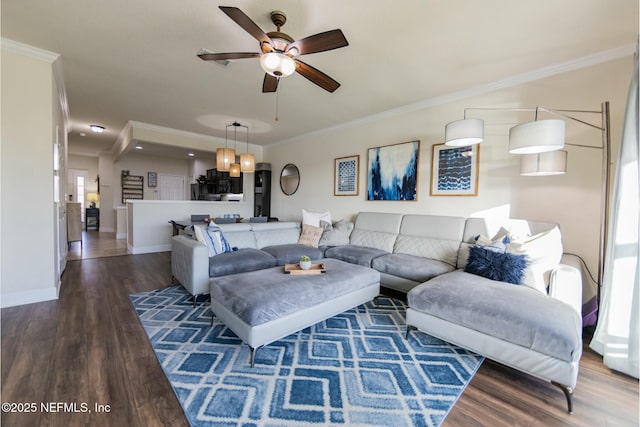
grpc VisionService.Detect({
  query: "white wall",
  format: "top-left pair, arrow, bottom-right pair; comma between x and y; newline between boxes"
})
1,41 -> 61,307
114,152 -> 191,204
126,200 -> 253,253
265,57 -> 632,281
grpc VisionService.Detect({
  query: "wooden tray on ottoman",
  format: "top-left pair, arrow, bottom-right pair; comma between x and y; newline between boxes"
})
284,263 -> 326,275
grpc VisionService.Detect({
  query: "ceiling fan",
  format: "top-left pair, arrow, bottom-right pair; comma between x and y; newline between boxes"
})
198,6 -> 348,93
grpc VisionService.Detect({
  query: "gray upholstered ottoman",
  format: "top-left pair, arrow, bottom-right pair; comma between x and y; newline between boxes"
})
209,258 -> 380,366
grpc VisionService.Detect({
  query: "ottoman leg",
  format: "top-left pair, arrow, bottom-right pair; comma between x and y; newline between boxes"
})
249,345 -> 260,368
405,325 -> 417,340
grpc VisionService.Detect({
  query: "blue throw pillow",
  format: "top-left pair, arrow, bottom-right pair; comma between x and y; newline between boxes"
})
464,246 -> 528,285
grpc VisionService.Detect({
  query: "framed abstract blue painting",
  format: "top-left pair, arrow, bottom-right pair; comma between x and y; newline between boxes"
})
430,143 -> 479,196
367,140 -> 420,201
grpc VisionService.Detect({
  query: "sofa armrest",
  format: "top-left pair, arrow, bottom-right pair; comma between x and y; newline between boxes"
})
171,235 -> 210,297
548,255 -> 583,316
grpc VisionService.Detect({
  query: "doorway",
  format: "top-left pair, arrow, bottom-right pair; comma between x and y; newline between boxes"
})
68,168 -> 89,222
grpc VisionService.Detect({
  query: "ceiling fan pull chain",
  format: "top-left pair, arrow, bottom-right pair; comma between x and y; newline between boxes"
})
275,81 -> 280,121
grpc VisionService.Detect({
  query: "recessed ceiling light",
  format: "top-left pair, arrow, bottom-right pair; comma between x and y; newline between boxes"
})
89,125 -> 105,133
79,132 -> 86,137
135,145 -> 143,150
188,153 -> 195,157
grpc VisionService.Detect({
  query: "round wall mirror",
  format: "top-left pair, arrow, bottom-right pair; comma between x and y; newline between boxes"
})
280,163 -> 300,195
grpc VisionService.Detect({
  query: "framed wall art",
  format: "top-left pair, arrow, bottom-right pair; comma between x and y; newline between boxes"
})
367,140 -> 420,201
147,171 -> 157,188
430,143 -> 479,196
334,155 -> 360,196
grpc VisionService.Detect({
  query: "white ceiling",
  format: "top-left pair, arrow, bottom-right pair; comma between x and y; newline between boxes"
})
2,0 -> 638,159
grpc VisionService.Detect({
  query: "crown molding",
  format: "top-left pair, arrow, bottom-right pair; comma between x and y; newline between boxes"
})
1,38 -> 60,62
274,43 -> 636,146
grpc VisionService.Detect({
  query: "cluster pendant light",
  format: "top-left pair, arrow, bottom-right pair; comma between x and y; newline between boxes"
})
220,121 -> 254,176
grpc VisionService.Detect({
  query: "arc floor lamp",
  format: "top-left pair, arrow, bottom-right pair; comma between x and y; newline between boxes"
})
445,101 -> 611,287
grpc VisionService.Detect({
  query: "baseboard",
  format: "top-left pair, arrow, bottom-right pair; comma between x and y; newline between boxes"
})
127,243 -> 171,255
1,286 -> 58,308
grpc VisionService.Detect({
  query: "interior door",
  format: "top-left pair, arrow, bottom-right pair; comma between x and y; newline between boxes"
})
55,125 -> 67,277
159,175 -> 186,200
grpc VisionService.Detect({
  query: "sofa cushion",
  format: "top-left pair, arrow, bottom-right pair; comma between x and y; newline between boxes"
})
261,244 -> 324,266
253,222 -> 301,248
506,227 -> 563,294
318,220 -> 353,247
217,223 -> 257,249
465,245 -> 528,285
372,253 -> 455,283
407,270 -> 582,363
325,245 -> 388,267
393,235 -> 460,267
209,248 -> 276,277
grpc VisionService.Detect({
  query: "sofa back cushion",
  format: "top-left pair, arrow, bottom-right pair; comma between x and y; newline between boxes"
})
459,218 -> 563,293
349,212 -> 402,252
253,222 -> 301,248
394,215 -> 466,266
217,223 -> 257,249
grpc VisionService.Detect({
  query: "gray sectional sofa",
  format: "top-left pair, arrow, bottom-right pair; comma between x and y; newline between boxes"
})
170,211 -> 583,412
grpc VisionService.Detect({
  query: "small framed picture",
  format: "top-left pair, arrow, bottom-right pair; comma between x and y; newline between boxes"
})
430,144 -> 479,196
334,155 -> 359,196
147,172 -> 157,188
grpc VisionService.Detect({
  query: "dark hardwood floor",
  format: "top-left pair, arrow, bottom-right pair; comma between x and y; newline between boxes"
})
2,251 -> 638,426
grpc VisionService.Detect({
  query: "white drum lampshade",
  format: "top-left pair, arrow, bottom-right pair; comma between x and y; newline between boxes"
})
445,118 -> 484,146
520,150 -> 567,176
509,119 -> 565,154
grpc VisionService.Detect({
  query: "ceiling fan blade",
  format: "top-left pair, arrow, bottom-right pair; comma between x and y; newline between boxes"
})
294,59 -> 340,93
286,29 -> 348,56
198,52 -> 260,61
219,6 -> 272,46
262,74 -> 279,93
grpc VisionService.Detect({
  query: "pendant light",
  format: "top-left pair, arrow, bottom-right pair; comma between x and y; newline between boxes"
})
240,123 -> 255,173
229,122 -> 241,178
216,125 -> 235,172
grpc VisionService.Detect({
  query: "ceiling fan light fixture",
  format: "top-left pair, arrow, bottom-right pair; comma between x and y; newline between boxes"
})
260,52 -> 296,77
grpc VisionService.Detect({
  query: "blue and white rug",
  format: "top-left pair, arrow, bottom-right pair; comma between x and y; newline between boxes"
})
130,286 -> 483,427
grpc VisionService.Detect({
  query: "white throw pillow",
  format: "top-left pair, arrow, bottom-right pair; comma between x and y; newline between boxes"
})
506,226 -> 563,294
193,225 -> 231,257
302,209 -> 332,227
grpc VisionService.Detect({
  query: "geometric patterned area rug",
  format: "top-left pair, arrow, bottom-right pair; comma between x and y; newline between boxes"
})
130,286 -> 483,427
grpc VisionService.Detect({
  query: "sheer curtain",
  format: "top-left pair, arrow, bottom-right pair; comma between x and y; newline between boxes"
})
590,47 -> 639,379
